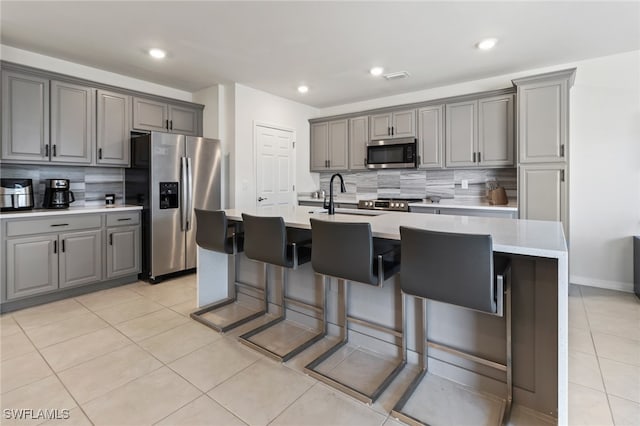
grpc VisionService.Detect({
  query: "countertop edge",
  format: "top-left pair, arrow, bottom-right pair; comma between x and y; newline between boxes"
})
0,205 -> 143,219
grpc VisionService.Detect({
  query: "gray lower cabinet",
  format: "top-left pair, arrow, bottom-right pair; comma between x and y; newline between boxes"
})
50,80 -> 94,164
106,225 -> 140,278
5,234 -> 58,300
59,230 -> 102,288
349,116 -> 368,170
133,97 -> 202,136
411,205 -> 517,218
519,164 -> 567,234
1,70 -> 50,162
97,90 -> 131,166
1,211 -> 141,304
417,105 -> 444,168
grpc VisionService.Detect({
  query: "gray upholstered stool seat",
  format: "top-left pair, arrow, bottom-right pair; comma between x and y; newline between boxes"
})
237,213 -> 325,362
190,209 -> 267,333
391,227 -> 513,426
304,219 -> 405,404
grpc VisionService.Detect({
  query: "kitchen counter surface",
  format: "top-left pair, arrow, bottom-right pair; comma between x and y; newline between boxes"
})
0,205 -> 142,219
225,205 -> 566,259
298,196 -> 518,212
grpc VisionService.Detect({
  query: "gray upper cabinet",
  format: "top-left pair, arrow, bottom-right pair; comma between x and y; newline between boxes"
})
132,97 -> 168,132
133,97 -> 201,135
445,100 -> 477,167
370,109 -> 416,139
50,80 -> 94,164
106,225 -> 140,279
168,104 -> 199,136
349,116 -> 369,170
417,105 -> 444,168
59,230 -> 102,288
6,234 -> 58,300
310,122 -> 329,171
478,95 -> 514,167
516,78 -> 568,164
97,90 -> 131,166
519,164 -> 567,236
1,70 -> 50,162
310,119 -> 348,171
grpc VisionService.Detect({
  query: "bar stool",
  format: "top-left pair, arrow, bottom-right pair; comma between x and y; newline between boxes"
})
304,218 -> 404,404
392,227 -> 512,426
238,213 -> 326,362
190,209 -> 268,333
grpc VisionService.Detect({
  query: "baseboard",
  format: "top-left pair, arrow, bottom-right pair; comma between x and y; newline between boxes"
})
570,275 -> 634,293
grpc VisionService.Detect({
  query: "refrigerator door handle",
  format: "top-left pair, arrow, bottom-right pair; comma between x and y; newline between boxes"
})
186,157 -> 194,230
180,157 -> 188,231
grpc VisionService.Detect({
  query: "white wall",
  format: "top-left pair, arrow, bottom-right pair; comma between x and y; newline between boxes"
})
1,44 -> 193,101
317,50 -> 640,292
232,84 -> 319,210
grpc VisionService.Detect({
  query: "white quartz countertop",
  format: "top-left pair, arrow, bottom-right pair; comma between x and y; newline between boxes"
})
298,196 -> 518,212
0,205 -> 142,219
225,205 -> 566,259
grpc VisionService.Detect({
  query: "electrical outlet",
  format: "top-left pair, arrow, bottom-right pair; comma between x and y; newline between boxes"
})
461,179 -> 469,189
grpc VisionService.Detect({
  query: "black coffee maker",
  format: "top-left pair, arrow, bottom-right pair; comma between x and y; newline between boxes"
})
43,179 -> 75,209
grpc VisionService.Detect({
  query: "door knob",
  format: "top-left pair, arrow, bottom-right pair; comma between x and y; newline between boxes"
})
258,197 -> 268,202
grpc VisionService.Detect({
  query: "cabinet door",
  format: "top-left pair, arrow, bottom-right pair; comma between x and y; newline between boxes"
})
106,226 -> 141,278
169,104 -> 199,136
132,97 -> 168,132
1,71 -> 50,162
519,164 -> 567,236
310,122 -> 329,171
59,230 -> 102,288
392,109 -> 416,137
479,95 -> 514,167
518,80 -> 568,163
417,105 -> 443,168
6,235 -> 58,300
349,116 -> 368,170
328,119 -> 348,170
97,90 -> 131,166
50,81 -> 94,164
370,113 -> 392,139
445,100 -> 477,167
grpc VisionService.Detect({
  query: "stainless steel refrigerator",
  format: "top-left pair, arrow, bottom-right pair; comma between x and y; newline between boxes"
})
125,131 -> 221,282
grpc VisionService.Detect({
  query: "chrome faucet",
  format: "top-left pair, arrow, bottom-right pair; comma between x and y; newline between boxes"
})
323,173 -> 346,215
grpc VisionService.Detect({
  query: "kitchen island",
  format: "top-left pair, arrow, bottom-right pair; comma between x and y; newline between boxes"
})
196,205 -> 568,424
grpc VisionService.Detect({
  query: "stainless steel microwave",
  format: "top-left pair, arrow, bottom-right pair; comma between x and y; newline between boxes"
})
366,137 -> 417,169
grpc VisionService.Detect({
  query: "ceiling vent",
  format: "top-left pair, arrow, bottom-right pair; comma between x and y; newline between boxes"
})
383,71 -> 410,81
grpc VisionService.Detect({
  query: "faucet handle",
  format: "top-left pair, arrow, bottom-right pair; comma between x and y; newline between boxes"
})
322,195 -> 329,210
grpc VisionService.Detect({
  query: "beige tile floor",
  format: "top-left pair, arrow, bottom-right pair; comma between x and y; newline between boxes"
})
0,276 -> 638,426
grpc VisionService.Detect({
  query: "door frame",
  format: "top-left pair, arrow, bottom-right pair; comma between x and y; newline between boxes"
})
253,121 -> 296,208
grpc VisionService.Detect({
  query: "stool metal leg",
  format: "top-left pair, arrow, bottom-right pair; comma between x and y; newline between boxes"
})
305,278 -> 407,404
191,253 -> 268,333
239,266 -> 328,362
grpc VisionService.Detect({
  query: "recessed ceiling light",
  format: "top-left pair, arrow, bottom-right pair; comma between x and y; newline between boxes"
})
149,48 -> 166,59
297,85 -> 309,94
477,38 -> 498,50
370,67 -> 384,76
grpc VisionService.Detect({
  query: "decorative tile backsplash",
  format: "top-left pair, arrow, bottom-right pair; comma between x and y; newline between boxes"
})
319,168 -> 517,200
1,164 -> 125,207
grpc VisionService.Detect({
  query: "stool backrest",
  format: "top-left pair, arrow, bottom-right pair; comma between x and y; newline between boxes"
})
310,219 -> 376,285
194,209 -> 233,254
242,213 -> 288,267
400,226 -> 497,314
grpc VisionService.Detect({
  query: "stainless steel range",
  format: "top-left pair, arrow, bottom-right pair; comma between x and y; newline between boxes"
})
357,198 -> 422,212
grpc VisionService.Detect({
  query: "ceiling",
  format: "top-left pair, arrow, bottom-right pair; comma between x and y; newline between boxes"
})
1,1 -> 639,108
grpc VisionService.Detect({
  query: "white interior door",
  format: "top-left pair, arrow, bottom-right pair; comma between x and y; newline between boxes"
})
256,124 -> 294,212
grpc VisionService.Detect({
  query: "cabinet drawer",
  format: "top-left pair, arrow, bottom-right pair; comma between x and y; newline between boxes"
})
106,212 -> 140,227
5,214 -> 101,237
